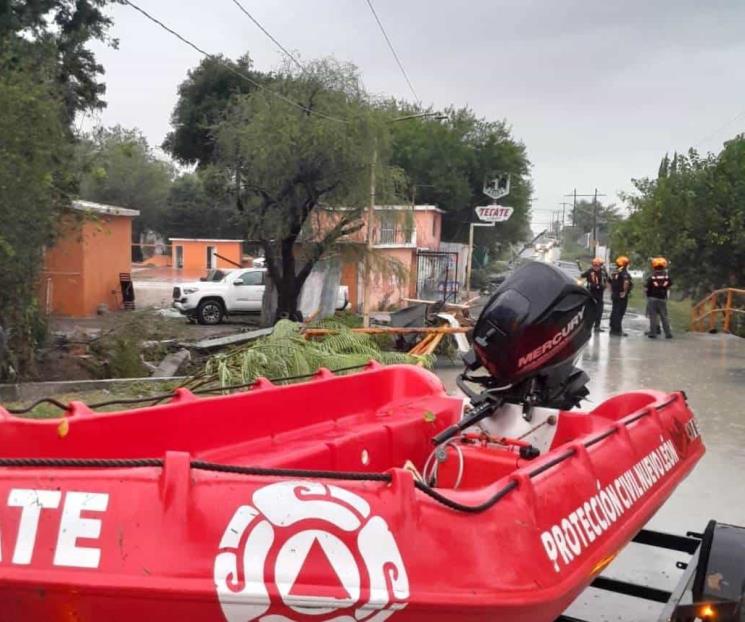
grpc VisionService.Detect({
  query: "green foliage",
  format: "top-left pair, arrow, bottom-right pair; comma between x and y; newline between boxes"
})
77,126 -> 175,243
186,320 -> 430,389
0,0 -> 117,119
567,199 -> 622,244
103,336 -> 148,378
161,172 -> 247,239
0,1 -> 118,380
612,139 -> 745,297
163,55 -> 268,166
214,59 -> 395,320
385,103 -> 533,254
560,237 -> 595,263
0,54 -> 71,379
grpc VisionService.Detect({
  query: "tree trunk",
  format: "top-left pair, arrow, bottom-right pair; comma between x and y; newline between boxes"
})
260,273 -> 278,327
275,277 -> 302,322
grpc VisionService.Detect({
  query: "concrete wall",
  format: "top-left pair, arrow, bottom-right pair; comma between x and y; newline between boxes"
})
170,240 -> 242,272
341,248 -> 416,311
81,215 -> 133,315
41,216 -> 85,316
41,213 -> 134,316
413,210 -> 441,250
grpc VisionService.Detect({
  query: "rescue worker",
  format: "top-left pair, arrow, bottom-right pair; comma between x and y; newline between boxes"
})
581,258 -> 609,332
609,256 -> 633,336
645,257 -> 673,339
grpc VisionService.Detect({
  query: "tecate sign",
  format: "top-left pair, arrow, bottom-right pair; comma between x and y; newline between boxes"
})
475,205 -> 514,222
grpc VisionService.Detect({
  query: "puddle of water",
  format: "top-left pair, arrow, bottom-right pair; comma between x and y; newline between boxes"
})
435,331 -> 745,621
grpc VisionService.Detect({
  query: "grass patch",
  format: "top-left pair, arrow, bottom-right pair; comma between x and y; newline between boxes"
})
626,288 -> 692,333
4,380 -> 182,419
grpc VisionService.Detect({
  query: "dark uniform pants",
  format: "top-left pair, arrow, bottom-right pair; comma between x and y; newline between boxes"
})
591,291 -> 604,328
609,296 -> 628,334
648,297 -> 672,337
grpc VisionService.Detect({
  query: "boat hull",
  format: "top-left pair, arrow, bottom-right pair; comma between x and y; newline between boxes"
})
0,366 -> 704,621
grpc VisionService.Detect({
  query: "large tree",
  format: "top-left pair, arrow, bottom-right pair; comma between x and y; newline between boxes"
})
0,2 -> 116,379
214,59 -> 390,321
612,139 -> 745,296
0,57 -> 71,378
387,104 -> 533,256
0,0 -> 116,120
163,55 -> 268,167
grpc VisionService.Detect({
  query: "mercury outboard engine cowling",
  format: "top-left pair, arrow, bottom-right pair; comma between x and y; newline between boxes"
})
464,261 -> 597,410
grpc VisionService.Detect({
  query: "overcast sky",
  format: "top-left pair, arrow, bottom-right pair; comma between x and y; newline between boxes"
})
85,0 -> 745,231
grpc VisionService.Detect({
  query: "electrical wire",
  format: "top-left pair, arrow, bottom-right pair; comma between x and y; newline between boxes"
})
364,0 -> 420,104
693,109 -> 745,150
121,0 -> 348,124
228,0 -> 304,71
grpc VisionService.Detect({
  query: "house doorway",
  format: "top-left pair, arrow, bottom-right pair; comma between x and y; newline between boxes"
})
206,246 -> 217,269
175,245 -> 184,269
415,250 -> 459,302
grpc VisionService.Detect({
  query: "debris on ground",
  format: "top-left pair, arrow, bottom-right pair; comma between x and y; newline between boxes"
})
156,308 -> 184,319
181,320 -> 432,392
151,349 -> 191,378
184,327 -> 274,351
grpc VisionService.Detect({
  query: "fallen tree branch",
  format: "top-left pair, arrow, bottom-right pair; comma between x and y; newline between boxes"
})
303,326 -> 471,336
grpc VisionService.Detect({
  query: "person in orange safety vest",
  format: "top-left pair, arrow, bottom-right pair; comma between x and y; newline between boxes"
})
645,257 -> 673,339
580,257 -> 609,332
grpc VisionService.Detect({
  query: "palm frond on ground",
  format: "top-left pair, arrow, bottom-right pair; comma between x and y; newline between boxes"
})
183,320 -> 432,391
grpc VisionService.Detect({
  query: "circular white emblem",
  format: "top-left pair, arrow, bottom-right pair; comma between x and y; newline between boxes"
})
214,481 -> 410,621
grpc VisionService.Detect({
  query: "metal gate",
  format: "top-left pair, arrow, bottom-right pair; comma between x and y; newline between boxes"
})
415,250 -> 459,302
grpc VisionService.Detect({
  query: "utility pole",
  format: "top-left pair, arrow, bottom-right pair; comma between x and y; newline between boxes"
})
591,188 -> 598,255
466,222 -> 495,295
564,190 -> 606,249
572,188 -> 577,226
361,143 -> 377,327
557,202 -> 571,244
361,112 -> 446,327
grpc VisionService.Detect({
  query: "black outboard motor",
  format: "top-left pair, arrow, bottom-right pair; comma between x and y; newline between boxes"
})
433,262 -> 597,447
463,261 -> 597,409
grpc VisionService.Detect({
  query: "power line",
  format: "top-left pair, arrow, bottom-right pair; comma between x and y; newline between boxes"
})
122,0 -> 348,124
364,0 -> 420,104
693,109 -> 745,150
229,0 -> 304,71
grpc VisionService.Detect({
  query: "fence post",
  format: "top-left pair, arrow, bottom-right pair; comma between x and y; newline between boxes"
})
724,289 -> 734,333
708,294 -> 717,332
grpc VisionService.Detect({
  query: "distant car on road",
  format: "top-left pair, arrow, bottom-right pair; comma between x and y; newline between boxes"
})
553,260 -> 581,280
172,268 -> 349,324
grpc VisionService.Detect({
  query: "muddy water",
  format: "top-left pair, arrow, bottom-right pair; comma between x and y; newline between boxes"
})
435,326 -> 745,620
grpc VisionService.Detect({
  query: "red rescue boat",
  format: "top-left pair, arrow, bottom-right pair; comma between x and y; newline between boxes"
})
0,263 -> 705,621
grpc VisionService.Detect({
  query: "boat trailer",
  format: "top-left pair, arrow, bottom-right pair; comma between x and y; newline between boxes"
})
558,521 -> 745,621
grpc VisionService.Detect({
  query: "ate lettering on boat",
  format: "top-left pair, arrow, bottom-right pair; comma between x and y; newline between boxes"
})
0,489 -> 108,568
214,480 -> 410,622
540,438 -> 681,573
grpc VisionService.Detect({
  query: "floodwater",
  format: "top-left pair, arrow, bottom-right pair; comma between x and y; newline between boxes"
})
435,312 -> 745,621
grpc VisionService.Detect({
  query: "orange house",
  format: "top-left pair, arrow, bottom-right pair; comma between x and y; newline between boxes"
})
40,200 -> 139,317
312,205 -> 445,310
170,239 -> 243,273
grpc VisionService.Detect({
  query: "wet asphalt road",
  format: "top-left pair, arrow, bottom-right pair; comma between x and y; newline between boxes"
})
435,303 -> 745,621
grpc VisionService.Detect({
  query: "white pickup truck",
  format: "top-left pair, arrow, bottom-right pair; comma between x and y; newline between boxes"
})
172,267 -> 349,324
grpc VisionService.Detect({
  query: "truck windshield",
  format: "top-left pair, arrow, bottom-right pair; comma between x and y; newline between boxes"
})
203,269 -> 231,282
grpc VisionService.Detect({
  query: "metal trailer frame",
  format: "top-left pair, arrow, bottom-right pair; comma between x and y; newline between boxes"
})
557,523 -> 745,622
556,528 -> 705,622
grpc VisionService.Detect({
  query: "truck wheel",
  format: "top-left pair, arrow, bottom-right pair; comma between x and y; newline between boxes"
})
196,300 -> 224,325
